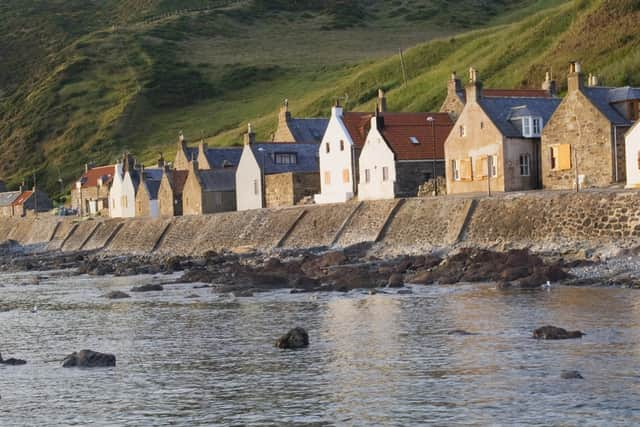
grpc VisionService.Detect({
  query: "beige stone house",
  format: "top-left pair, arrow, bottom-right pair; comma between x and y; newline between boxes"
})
541,62 -> 640,190
72,164 -> 114,216
158,169 -> 188,217
182,159 -> 236,215
445,68 -> 561,194
0,188 -> 52,217
135,167 -> 163,218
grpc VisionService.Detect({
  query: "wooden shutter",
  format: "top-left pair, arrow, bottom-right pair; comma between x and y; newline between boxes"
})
342,169 -> 350,183
558,144 -> 572,170
460,159 -> 472,181
475,156 -> 488,179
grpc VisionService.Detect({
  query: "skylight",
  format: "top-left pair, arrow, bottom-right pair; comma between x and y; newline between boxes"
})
410,137 -> 420,145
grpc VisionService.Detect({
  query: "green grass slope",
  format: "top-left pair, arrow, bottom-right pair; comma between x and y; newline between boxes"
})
1,0 -> 639,198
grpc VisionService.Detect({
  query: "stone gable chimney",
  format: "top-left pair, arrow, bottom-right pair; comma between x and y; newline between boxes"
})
331,99 -> 343,119
465,67 -> 483,104
244,123 -> 256,145
376,89 -> 387,113
568,61 -> 584,93
448,72 -> 463,96
157,152 -> 165,169
587,73 -> 599,87
542,71 -> 557,96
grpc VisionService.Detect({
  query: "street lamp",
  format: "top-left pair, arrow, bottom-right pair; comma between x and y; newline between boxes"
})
257,147 -> 266,208
426,116 -> 437,196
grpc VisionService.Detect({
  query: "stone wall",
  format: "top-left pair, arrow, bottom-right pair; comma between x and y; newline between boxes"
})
107,218 -> 171,254
335,199 -> 397,247
395,160 -> 444,197
292,173 -> 321,205
265,173 -> 294,208
83,220 -> 123,251
281,202 -> 358,248
62,221 -> 101,252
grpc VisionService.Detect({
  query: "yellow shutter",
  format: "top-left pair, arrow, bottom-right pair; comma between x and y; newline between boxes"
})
342,169 -> 350,183
460,159 -> 472,181
558,144 -> 572,170
475,156 -> 488,179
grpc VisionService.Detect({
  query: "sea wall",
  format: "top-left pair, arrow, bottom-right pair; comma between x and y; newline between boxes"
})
3,190 -> 640,256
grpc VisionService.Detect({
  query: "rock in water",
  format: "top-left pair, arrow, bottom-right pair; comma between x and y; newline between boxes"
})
561,370 -> 584,379
62,350 -> 116,368
130,283 -> 163,292
101,290 -> 131,299
275,327 -> 309,349
0,352 -> 27,365
533,325 -> 584,340
387,273 -> 404,288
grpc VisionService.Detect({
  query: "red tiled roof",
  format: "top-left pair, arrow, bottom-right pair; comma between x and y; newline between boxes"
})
79,165 -> 115,189
377,112 -> 453,161
12,191 -> 33,206
171,170 -> 189,195
342,112 -> 373,149
483,89 -> 551,98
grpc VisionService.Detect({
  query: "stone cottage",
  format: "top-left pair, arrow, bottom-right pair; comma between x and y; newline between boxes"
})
357,111 -> 453,200
236,125 -> 320,211
0,188 -> 52,217
182,159 -> 237,215
72,164 -> 114,216
135,167 -> 164,218
174,132 -> 247,171
541,62 -> 640,190
445,68 -> 561,194
272,99 -> 329,144
625,121 -> 640,188
158,169 -> 188,217
440,71 -> 557,121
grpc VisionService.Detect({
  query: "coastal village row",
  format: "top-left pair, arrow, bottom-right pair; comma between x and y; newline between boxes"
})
1,62 -> 640,218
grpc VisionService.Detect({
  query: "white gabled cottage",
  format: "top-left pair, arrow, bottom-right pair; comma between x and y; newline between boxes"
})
626,121 -> 640,188
109,154 -> 138,218
314,103 -> 373,204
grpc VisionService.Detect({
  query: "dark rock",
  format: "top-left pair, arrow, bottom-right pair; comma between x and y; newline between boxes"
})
163,256 -> 184,272
275,327 -> 309,349
447,329 -> 478,336
130,283 -> 163,292
62,350 -> 116,368
533,325 -> 584,340
397,288 -> 413,295
406,270 -> 436,285
561,370 -> 584,379
0,353 -> 27,365
387,273 -> 404,288
101,290 -> 131,299
185,294 -> 200,299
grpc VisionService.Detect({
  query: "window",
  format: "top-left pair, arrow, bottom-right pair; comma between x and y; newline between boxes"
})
460,158 -> 473,181
532,118 -> 541,135
382,167 -> 389,182
364,169 -> 371,183
452,160 -> 460,181
409,136 -> 420,145
490,155 -> 498,177
475,156 -> 488,179
522,118 -> 531,136
637,151 -> 640,171
253,179 -> 259,195
480,121 -> 484,130
325,143 -> 330,154
342,169 -> 350,183
324,171 -> 331,185
459,125 -> 466,137
273,153 -> 297,165
340,140 -> 345,151
550,144 -> 571,171
519,154 -> 531,176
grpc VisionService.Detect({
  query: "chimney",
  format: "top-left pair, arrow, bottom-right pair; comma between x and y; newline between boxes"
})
567,61 -> 584,93
19,184 -> 23,193
177,130 -> 187,150
243,123 -> 256,145
85,163 -> 90,173
332,99 -> 344,119
157,152 -> 165,168
587,73 -> 599,87
465,67 -> 483,104
541,71 -> 557,96
198,138 -> 208,161
448,71 -> 463,96
278,98 -> 291,125
373,109 -> 384,130
376,89 -> 387,113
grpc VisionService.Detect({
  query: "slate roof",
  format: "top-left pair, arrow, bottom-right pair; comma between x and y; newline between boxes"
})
144,180 -> 161,200
197,168 -> 237,192
582,86 -> 638,125
286,118 -> 329,144
139,168 -> 163,200
78,165 -> 115,189
479,97 -> 562,138
0,191 -> 21,207
457,88 -> 552,104
377,113 -> 453,161
203,147 -> 243,168
341,112 -> 374,149
249,143 -> 319,175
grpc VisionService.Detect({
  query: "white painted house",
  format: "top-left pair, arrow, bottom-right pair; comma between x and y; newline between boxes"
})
626,121 -> 640,188
314,104 -> 372,204
358,112 -> 453,200
109,155 -> 137,218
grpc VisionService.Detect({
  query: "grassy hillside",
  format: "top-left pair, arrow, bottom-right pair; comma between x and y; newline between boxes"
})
1,0 -> 639,199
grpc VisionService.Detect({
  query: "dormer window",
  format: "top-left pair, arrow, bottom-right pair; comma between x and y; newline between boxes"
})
273,152 -> 297,165
522,116 -> 542,137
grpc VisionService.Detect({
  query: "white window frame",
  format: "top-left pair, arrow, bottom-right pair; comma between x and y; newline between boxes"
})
382,166 -> 389,182
459,125 -> 466,137
522,117 -> 531,136
490,155 -> 498,177
519,154 -> 531,176
452,160 -> 460,181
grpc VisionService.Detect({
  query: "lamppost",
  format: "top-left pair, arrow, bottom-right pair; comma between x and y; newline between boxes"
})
257,147 -> 266,208
76,180 -> 83,217
426,116 -> 437,196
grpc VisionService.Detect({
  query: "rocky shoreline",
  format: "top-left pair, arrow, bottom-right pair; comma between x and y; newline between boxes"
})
2,238 -> 640,295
